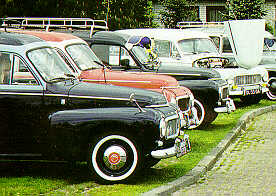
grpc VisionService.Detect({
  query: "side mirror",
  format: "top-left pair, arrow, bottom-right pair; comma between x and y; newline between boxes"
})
121,59 -> 130,70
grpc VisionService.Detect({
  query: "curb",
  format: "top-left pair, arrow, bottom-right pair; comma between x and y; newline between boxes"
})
142,104 -> 276,196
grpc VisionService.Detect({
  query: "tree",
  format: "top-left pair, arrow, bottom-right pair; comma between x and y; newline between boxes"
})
159,0 -> 199,28
0,0 -> 156,30
224,0 -> 267,20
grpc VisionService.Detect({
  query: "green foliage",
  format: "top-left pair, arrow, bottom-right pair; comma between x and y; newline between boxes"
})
158,0 -> 199,28
224,0 -> 267,20
0,0 -> 156,29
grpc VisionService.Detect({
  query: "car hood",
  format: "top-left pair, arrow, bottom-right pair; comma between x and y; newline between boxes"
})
156,61 -> 221,80
46,80 -> 168,106
79,68 -> 179,89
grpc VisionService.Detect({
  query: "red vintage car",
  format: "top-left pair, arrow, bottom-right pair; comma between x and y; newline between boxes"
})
12,30 -> 198,129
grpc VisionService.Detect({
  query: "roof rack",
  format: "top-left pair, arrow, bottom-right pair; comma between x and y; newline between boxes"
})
2,17 -> 108,37
177,21 -> 224,29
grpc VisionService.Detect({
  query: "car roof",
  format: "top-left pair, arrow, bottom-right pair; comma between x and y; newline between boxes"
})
89,31 -> 131,46
0,30 -> 44,45
10,30 -> 82,42
116,28 -> 211,41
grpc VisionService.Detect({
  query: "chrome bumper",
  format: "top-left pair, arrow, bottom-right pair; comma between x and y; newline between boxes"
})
179,107 -> 199,129
214,98 -> 236,113
229,84 -> 269,96
151,135 -> 191,159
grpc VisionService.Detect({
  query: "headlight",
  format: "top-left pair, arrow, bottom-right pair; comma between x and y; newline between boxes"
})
159,117 -> 167,138
227,78 -> 234,85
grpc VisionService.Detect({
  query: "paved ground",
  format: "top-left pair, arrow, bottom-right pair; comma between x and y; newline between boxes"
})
173,110 -> 276,195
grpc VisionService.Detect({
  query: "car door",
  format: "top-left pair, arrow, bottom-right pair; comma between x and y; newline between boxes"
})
0,53 -> 45,156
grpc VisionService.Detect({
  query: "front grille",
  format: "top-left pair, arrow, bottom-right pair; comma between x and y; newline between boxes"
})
234,74 -> 262,86
166,116 -> 180,139
177,97 -> 190,111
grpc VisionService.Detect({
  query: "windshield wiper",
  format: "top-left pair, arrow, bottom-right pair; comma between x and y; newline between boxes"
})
82,61 -> 106,71
48,73 -> 76,83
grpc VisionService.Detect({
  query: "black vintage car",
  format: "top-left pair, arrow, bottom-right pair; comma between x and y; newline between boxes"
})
75,31 -> 235,128
0,31 -> 190,182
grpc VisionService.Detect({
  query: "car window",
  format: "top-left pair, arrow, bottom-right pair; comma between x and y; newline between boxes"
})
91,44 -> 136,67
12,55 -> 38,85
178,38 -> 218,54
0,53 -> 12,84
222,37 -> 233,53
66,44 -> 102,71
210,36 -> 220,49
153,40 -> 172,57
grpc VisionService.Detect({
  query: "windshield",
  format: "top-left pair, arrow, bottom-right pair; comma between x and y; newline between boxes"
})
28,47 -> 74,82
178,38 -> 218,54
264,38 -> 276,51
66,44 -> 102,70
131,45 -> 152,64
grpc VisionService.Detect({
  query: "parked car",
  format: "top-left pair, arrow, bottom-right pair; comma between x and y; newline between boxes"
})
179,22 -> 276,101
116,28 -> 269,105
4,17 -> 199,129
0,30 -> 191,182
5,17 -> 235,129
83,31 -> 235,128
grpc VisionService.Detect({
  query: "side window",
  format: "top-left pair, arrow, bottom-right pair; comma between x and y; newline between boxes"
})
154,40 -> 171,57
91,44 -> 110,65
12,55 -> 38,85
210,36 -> 220,49
222,37 -> 233,53
0,53 -> 12,84
91,44 -> 135,67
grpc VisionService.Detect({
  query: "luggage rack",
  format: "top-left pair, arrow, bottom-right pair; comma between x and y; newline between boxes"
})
177,21 -> 224,29
1,17 -> 108,37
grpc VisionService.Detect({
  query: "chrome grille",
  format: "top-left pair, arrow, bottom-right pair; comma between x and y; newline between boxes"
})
166,117 -> 180,139
177,97 -> 190,111
234,74 -> 262,86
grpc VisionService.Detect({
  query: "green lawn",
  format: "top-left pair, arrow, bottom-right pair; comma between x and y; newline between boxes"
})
0,99 -> 275,195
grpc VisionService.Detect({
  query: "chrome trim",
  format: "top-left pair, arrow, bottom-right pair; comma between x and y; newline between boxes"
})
151,136 -> 191,159
0,92 -> 43,96
68,94 -> 130,101
81,79 -> 152,83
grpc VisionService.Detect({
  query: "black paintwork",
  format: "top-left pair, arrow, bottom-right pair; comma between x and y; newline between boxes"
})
0,31 -> 179,161
80,31 -> 228,108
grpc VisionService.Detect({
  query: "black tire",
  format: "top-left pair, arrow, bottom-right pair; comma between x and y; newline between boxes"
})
191,99 -> 218,129
266,79 -> 276,100
240,94 -> 262,105
87,133 -> 141,183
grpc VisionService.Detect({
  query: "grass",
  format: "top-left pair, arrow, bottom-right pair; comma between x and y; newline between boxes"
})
0,99 -> 275,195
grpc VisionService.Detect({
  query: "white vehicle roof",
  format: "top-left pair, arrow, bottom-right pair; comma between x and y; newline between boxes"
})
116,28 -> 211,42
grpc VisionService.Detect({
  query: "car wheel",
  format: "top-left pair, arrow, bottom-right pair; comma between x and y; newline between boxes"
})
240,94 -> 262,105
266,79 -> 276,100
191,99 -> 218,129
87,134 -> 141,183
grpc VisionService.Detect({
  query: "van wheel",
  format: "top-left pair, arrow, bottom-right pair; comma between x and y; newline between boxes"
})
87,134 -> 141,183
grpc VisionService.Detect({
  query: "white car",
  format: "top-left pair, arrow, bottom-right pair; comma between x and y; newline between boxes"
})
188,25 -> 276,100
116,28 -> 269,104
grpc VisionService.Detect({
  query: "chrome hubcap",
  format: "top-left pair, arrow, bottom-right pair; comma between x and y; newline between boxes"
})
103,145 -> 127,171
